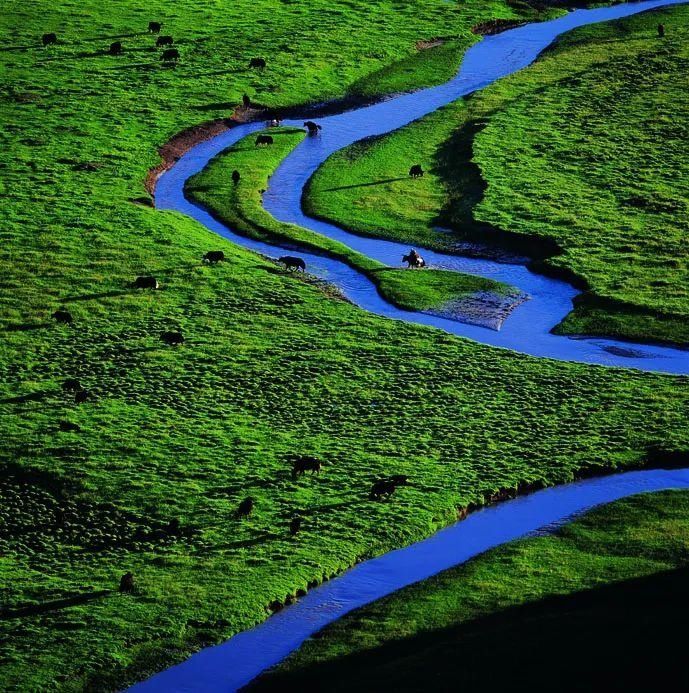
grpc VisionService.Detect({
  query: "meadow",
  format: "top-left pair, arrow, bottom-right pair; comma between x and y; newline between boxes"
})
185,126 -> 518,314
305,5 -> 689,345
2,0 -> 688,690
253,490 -> 689,690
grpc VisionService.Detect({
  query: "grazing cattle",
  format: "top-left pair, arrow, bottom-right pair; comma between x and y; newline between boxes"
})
156,35 -> 174,47
237,497 -> 254,518
52,308 -> 73,324
242,94 -> 251,107
249,57 -> 266,68
279,255 -> 306,272
203,250 -> 225,264
402,250 -> 425,268
658,23 -> 665,37
148,21 -> 162,33
369,479 -> 397,501
133,276 -> 159,289
303,121 -> 322,135
74,389 -> 90,404
119,572 -> 135,593
161,48 -> 179,63
291,456 -> 322,479
232,170 -> 241,185
409,164 -> 424,178
160,331 -> 184,346
59,420 -> 80,432
289,517 -> 302,536
42,33 -> 58,46
62,378 -> 82,392
109,41 -> 123,55
255,134 -> 274,146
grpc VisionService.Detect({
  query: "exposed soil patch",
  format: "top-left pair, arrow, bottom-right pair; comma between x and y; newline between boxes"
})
428,289 -> 530,330
471,19 -> 526,36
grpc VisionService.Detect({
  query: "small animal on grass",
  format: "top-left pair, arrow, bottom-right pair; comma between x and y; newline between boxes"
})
303,121 -> 322,135
133,276 -> 159,289
148,21 -> 162,33
161,48 -> 179,63
62,378 -> 82,392
289,517 -> 302,536
232,170 -> 241,185
402,250 -> 425,268
658,23 -> 665,37
156,35 -> 174,47
249,57 -> 266,68
236,497 -> 254,518
52,308 -> 73,324
369,479 -> 397,500
291,456 -> 322,479
388,474 -> 409,486
203,250 -> 225,264
59,420 -> 80,432
409,164 -> 424,178
109,41 -> 123,56
160,331 -> 184,346
42,33 -> 58,46
74,389 -> 90,404
242,94 -> 251,107
255,134 -> 274,146
279,255 -> 306,272
119,572 -> 135,593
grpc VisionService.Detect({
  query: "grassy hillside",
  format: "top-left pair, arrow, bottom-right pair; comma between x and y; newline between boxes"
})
2,0 -> 689,690
253,491 -> 689,691
185,126 -> 518,314
305,5 -> 689,345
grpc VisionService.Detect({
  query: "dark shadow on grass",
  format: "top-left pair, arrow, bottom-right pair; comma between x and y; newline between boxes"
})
2,322 -> 51,332
196,532 -> 279,554
1,590 -> 112,619
321,177 -> 407,192
61,290 -> 132,302
192,102 -> 237,112
0,391 -> 51,405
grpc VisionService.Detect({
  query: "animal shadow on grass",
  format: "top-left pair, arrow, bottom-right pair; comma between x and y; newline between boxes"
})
321,177 -> 407,192
1,590 -> 112,619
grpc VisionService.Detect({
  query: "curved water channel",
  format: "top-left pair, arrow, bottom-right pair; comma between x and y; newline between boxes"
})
136,2 -> 689,690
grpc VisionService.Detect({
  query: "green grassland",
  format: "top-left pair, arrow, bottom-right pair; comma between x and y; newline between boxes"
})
253,490 -> 689,690
2,0 -> 689,690
305,5 -> 689,345
185,126 -> 517,313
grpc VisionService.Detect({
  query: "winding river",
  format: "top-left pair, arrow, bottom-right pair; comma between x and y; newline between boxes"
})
135,1 -> 689,690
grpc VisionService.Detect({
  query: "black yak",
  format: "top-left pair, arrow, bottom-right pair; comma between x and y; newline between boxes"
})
232,170 -> 240,185
291,456 -> 322,479
62,378 -> 82,392
148,22 -> 162,34
249,57 -> 266,68
160,331 -> 184,345
237,497 -> 254,518
255,134 -> 274,146
42,33 -> 57,46
156,35 -> 174,47
161,48 -> 179,63
289,517 -> 302,535
409,164 -> 424,178
109,41 -> 123,55
279,255 -> 306,271
304,121 -> 322,135
74,389 -> 90,404
133,276 -> 159,289
370,479 -> 397,500
203,250 -> 225,264
119,572 -> 135,592
52,308 -> 73,324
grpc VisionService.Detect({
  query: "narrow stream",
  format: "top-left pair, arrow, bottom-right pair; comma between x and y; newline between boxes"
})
136,2 -> 689,691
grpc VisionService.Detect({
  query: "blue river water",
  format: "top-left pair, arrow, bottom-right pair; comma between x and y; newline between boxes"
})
135,2 -> 689,690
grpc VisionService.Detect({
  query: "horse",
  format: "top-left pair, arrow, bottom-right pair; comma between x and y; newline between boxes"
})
402,252 -> 425,268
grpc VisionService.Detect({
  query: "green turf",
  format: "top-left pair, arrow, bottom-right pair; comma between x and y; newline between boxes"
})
305,5 -> 689,345
185,126 -> 517,313
252,490 -> 689,690
2,0 -> 689,690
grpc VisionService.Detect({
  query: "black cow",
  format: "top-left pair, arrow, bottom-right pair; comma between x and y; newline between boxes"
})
255,134 -> 274,146
291,456 -> 322,479
658,23 -> 665,37
402,251 -> 425,268
370,479 -> 397,500
52,308 -> 73,324
161,48 -> 179,63
409,164 -> 424,178
303,121 -> 322,135
156,35 -> 174,47
289,517 -> 302,536
62,378 -> 82,392
237,497 -> 254,518
249,57 -> 266,68
279,255 -> 306,272
109,41 -> 123,55
242,94 -> 251,107
74,389 -> 90,404
42,33 -> 58,46
203,250 -> 225,264
232,170 -> 241,185
148,22 -> 162,34
133,276 -> 159,289
119,572 -> 135,593
59,420 -> 80,432
160,331 -> 184,346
